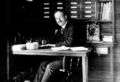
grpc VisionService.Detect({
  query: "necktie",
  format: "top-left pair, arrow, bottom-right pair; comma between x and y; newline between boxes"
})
61,28 -> 64,34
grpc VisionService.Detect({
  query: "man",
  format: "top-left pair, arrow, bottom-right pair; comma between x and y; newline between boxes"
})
34,10 -> 74,82
51,11 -> 74,47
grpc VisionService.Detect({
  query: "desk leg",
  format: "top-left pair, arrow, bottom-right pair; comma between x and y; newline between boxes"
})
82,55 -> 88,82
7,41 -> 10,81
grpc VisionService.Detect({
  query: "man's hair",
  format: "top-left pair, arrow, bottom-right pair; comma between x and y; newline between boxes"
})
54,10 -> 68,17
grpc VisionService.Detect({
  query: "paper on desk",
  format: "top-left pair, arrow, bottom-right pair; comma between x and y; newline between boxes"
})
70,47 -> 88,51
51,46 -> 70,51
12,44 -> 26,51
41,44 -> 56,47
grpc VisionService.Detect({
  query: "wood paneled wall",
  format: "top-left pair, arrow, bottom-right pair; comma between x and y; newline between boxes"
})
114,0 -> 120,82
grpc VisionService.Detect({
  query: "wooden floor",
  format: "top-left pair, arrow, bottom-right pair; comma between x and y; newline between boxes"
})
88,70 -> 113,82
88,55 -> 113,82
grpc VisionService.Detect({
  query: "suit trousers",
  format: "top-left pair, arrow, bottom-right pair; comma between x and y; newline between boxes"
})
33,60 -> 62,82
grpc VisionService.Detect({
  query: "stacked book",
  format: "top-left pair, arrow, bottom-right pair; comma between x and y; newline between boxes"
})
99,1 -> 112,21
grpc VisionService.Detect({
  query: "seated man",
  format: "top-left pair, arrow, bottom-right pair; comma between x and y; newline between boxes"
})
33,10 -> 74,82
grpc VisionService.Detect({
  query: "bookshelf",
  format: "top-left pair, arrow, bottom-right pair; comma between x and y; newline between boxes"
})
41,0 -> 113,24
85,0 -> 114,43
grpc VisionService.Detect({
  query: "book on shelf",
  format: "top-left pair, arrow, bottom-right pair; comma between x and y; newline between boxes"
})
100,1 -> 112,21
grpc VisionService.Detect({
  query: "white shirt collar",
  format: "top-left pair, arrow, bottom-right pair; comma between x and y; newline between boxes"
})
62,22 -> 67,29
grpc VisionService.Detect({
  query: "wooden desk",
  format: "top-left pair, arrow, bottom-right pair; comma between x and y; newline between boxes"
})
12,49 -> 89,82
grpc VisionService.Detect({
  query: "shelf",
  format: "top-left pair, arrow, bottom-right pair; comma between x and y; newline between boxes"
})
97,20 -> 112,23
98,0 -> 112,2
83,19 -> 112,23
87,41 -> 113,47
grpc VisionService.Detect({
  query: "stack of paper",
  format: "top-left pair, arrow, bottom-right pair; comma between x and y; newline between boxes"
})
51,46 -> 70,51
103,36 -> 113,42
96,47 -> 108,54
70,47 -> 88,51
41,44 -> 56,47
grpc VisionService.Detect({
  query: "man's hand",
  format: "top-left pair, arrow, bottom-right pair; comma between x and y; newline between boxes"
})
54,29 -> 58,34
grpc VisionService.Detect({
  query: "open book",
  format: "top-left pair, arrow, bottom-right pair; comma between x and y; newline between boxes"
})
51,46 -> 88,51
70,47 -> 88,51
51,46 -> 70,51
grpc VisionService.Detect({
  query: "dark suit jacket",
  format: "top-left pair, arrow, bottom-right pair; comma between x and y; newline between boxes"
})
53,21 -> 74,47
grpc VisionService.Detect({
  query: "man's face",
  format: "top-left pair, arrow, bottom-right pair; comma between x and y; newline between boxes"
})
54,12 -> 67,27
